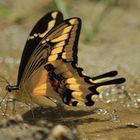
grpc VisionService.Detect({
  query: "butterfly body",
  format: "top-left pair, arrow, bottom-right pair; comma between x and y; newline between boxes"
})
4,11 -> 125,108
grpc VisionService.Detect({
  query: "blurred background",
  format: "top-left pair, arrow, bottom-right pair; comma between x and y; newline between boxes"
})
0,0 -> 140,139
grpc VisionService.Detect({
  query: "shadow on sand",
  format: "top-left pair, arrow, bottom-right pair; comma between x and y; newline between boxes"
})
22,106 -> 110,128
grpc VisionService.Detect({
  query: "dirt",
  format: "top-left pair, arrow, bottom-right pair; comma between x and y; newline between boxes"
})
0,0 -> 140,140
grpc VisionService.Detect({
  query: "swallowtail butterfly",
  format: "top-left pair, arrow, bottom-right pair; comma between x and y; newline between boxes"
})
5,11 -> 125,108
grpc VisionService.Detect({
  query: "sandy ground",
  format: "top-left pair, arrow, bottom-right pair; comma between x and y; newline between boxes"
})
0,0 -> 140,140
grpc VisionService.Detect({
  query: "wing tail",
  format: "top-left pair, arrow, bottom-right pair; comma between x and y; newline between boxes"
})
91,70 -> 118,80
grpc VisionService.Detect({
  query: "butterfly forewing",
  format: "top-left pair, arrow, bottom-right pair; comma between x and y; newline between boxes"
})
17,11 -> 64,85
20,18 -> 81,82
41,18 -> 81,64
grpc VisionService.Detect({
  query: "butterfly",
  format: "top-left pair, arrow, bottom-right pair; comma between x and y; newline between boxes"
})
4,10 -> 125,108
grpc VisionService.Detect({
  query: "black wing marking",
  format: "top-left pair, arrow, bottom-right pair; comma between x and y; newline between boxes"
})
17,11 -> 64,85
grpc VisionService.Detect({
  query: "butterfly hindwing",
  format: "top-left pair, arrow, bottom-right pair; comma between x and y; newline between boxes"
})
45,62 -> 125,106
17,11 -> 64,85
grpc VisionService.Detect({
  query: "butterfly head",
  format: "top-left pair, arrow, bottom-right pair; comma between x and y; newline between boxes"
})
0,76 -> 19,115
6,85 -> 13,92
5,85 -> 19,92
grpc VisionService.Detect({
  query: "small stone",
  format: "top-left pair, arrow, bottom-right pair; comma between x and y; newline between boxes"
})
127,122 -> 138,128
6,115 -> 23,127
6,119 -> 18,127
51,125 -> 79,140
136,97 -> 140,103
32,130 -> 49,140
14,114 -> 24,123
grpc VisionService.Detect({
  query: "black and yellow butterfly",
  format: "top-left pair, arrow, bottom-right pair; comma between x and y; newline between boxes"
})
5,11 -> 125,108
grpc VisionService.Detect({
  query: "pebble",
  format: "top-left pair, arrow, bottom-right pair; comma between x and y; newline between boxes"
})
50,125 -> 79,140
127,122 -> 138,128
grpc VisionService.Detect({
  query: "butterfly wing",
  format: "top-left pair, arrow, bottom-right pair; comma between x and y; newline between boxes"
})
17,11 -> 64,85
16,17 -> 82,107
15,11 -> 125,107
45,63 -> 125,106
41,17 -> 81,64
44,19 -> 126,106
